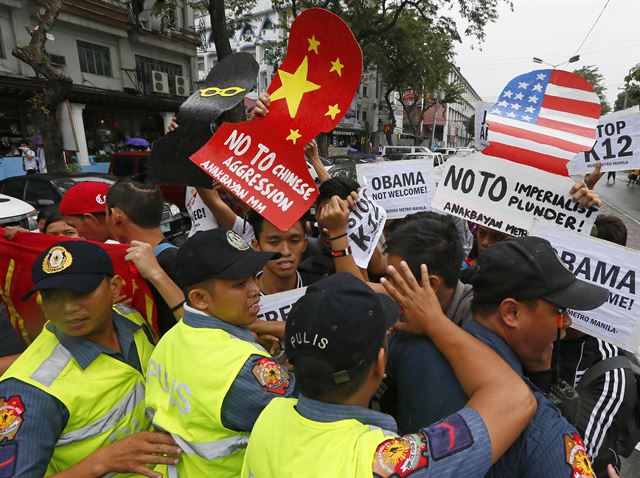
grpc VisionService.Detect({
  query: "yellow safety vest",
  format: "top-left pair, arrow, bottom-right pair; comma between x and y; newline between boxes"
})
145,319 -> 271,477
242,397 -> 394,478
1,305 -> 155,476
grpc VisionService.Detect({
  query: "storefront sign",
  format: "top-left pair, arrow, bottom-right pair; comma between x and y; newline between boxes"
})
531,221 -> 640,354
432,154 -> 599,236
356,159 -> 433,219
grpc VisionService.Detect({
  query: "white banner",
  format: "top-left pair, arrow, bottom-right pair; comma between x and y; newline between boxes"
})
356,160 -> 433,219
257,287 -> 307,322
530,221 -> 640,354
347,187 -> 386,268
432,154 -> 599,237
474,102 -> 493,151
567,109 -> 640,174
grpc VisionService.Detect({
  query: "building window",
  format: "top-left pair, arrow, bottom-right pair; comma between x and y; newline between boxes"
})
241,24 -> 253,42
362,111 -> 367,122
363,85 -> 368,97
262,17 -> 275,31
135,55 -> 183,95
77,41 -> 112,76
0,24 -> 5,59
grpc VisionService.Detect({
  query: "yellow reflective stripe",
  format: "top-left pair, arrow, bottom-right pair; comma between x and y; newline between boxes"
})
56,381 -> 145,446
170,433 -> 248,460
30,344 -> 72,387
2,259 -> 31,344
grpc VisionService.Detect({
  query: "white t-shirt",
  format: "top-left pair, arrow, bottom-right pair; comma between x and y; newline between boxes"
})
22,149 -> 38,172
185,187 -> 218,237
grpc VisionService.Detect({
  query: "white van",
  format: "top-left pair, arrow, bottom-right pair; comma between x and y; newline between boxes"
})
382,145 -> 432,161
0,193 -> 38,230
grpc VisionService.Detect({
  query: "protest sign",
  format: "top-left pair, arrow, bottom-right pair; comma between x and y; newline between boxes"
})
356,160 -> 433,219
567,108 -> 640,175
474,101 -> 492,151
432,153 -> 598,237
530,221 -> 640,354
484,69 -> 598,176
191,8 -> 363,232
257,287 -> 307,322
0,230 -> 159,343
347,188 -> 386,268
147,53 -> 259,187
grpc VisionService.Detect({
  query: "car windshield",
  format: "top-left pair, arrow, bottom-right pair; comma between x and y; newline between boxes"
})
50,176 -> 115,194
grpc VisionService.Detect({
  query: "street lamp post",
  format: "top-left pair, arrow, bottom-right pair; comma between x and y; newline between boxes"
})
532,55 -> 580,69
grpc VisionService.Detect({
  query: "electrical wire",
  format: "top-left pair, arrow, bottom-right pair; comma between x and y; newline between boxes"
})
574,0 -> 611,55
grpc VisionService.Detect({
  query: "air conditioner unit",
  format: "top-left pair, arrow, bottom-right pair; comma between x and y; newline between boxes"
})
175,75 -> 189,96
49,54 -> 66,67
151,70 -> 169,94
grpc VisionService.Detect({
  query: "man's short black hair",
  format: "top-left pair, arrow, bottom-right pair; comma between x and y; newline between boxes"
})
106,178 -> 163,228
594,214 -> 627,246
43,209 -> 64,231
293,354 -> 370,402
246,210 -> 305,240
317,177 -> 360,204
37,205 -> 59,223
385,212 -> 464,288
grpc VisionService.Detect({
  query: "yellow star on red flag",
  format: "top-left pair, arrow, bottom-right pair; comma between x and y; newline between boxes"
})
325,104 -> 341,120
307,35 -> 320,54
286,129 -> 302,144
270,56 -> 321,118
329,58 -> 344,77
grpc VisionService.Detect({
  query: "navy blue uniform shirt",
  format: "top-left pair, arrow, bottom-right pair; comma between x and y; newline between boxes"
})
386,319 -> 590,478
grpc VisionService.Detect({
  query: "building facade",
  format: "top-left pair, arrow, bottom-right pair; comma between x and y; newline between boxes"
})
0,0 -> 198,165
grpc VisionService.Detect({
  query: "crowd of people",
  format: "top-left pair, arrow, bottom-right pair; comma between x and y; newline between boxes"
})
0,95 -> 637,478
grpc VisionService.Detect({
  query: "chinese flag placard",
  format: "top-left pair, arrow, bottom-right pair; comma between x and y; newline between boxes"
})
190,8 -> 363,231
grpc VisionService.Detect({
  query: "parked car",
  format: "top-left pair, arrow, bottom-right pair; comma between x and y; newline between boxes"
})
453,148 -> 475,157
382,145 -> 432,161
327,162 -> 358,182
109,151 -> 186,209
0,173 -> 188,239
401,152 -> 445,170
0,193 -> 38,230
434,147 -> 456,157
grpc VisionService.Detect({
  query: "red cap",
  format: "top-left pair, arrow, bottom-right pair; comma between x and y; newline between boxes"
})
59,182 -> 111,215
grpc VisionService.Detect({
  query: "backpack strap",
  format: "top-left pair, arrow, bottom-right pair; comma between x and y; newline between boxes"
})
152,242 -> 177,256
576,356 -> 634,391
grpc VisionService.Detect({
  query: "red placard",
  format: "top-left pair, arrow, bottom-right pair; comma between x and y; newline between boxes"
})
190,8 -> 363,231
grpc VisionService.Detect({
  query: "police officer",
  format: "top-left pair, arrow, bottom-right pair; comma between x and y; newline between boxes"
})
144,228 -> 295,476
0,240 -> 180,477
242,270 -> 537,477
386,236 -> 608,477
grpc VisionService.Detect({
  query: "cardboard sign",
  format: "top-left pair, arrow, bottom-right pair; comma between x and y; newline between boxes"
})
432,154 -> 598,237
257,287 -> 307,322
474,101 -> 493,151
147,53 -> 259,187
191,8 -> 363,231
356,160 -> 433,219
347,188 -> 386,268
530,221 -> 640,354
567,109 -> 640,175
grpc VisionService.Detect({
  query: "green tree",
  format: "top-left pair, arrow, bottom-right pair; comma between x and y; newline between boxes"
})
572,65 -> 611,115
12,0 -> 72,173
614,63 -> 640,111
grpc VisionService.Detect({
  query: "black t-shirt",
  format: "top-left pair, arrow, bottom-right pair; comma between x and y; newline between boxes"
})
0,303 -> 26,356
152,241 -> 180,335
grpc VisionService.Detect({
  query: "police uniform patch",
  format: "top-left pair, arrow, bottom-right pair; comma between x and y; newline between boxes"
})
564,433 -> 595,478
251,357 -> 290,395
0,396 -> 25,441
373,434 -> 428,477
226,230 -> 249,251
42,246 -> 73,274
422,413 -> 473,460
0,443 -> 17,478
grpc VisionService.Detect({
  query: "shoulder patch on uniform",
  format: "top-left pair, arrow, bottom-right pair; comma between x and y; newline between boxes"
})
0,443 -> 17,478
373,434 -> 428,477
563,433 -> 595,478
0,396 -> 25,441
422,413 -> 473,460
251,357 -> 290,395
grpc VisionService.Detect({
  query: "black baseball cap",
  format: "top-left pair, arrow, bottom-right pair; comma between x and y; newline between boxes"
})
23,240 -> 114,300
285,273 -> 399,385
471,236 -> 608,310
176,228 -> 279,287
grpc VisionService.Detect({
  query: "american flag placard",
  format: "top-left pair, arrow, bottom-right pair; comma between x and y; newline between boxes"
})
484,69 -> 600,175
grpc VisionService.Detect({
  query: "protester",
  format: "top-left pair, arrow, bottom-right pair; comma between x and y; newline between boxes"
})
59,182 -> 112,242
106,178 -> 184,332
145,228 -> 295,476
242,271 -> 536,476
37,205 -> 59,233
0,240 -> 180,477
20,142 -> 38,174
385,237 -> 608,477
627,169 -> 639,187
43,209 -> 80,237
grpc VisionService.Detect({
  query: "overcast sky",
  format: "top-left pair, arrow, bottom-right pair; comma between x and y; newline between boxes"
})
454,0 -> 639,106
